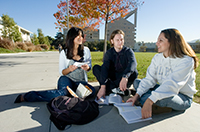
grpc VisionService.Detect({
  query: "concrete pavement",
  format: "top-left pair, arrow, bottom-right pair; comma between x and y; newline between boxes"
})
0,51 -> 200,132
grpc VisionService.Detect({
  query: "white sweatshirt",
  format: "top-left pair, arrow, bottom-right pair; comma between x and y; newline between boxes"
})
59,46 -> 92,82
136,53 -> 197,103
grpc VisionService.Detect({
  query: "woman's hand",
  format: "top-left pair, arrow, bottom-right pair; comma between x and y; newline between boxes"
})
97,85 -> 106,100
62,65 -> 78,75
68,65 -> 78,72
141,98 -> 154,119
119,77 -> 128,91
126,94 -> 139,106
81,64 -> 90,71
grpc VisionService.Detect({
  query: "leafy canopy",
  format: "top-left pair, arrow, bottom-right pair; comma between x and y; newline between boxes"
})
0,14 -> 22,42
54,0 -> 144,31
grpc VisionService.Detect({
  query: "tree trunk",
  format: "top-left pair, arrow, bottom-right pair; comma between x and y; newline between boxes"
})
103,20 -> 108,58
103,5 -> 109,60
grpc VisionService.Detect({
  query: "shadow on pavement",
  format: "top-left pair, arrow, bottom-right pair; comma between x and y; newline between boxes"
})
0,87 -> 186,132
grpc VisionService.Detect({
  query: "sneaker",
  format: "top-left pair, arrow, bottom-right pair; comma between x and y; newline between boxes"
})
152,105 -> 172,115
112,87 -> 129,96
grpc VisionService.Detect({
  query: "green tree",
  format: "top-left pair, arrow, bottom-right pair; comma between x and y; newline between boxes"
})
0,14 -> 22,42
31,33 -> 39,45
37,28 -> 46,44
11,26 -> 22,42
96,40 -> 111,51
139,43 -> 147,52
195,42 -> 200,53
195,40 -> 200,43
51,32 -> 64,49
46,36 -> 55,45
44,36 -> 50,45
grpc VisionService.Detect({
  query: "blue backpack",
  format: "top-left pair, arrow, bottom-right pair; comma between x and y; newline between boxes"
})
47,96 -> 99,130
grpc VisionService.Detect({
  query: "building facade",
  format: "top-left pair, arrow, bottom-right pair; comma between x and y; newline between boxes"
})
0,17 -> 32,42
107,9 -> 137,48
83,27 -> 99,42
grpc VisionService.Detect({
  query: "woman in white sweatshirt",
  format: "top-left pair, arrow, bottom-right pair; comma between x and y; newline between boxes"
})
127,28 -> 199,119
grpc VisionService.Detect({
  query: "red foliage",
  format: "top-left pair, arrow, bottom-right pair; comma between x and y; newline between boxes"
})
53,0 -> 144,30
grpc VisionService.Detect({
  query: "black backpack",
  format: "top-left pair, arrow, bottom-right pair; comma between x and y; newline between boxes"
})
47,96 -> 99,130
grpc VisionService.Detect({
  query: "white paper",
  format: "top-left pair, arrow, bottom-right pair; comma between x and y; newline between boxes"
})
95,97 -> 109,105
108,93 -> 123,104
95,93 -> 123,105
73,62 -> 88,67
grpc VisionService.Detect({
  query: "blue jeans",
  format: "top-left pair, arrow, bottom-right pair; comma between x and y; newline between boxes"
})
23,76 -> 95,102
133,79 -> 192,110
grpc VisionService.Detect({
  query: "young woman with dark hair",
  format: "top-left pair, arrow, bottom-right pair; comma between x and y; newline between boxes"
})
14,27 -> 95,103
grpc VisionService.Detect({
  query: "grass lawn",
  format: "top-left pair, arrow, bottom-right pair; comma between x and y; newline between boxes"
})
0,47 -> 25,53
88,51 -> 200,103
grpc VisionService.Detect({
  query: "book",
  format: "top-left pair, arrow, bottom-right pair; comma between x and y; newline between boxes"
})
95,93 -> 124,105
114,102 -> 152,124
66,83 -> 92,99
95,93 -> 152,124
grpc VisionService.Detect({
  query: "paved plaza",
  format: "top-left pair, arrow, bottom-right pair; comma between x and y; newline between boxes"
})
0,51 -> 200,132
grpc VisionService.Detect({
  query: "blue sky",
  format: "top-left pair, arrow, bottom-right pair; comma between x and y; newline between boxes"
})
1,0 -> 200,42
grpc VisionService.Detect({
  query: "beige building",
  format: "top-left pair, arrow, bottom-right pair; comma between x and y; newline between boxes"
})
17,25 -> 32,42
0,17 -> 32,42
83,27 -> 99,42
134,42 -> 199,52
107,9 -> 137,48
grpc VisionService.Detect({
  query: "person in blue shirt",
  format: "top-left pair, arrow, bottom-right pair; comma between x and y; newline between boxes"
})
93,29 -> 138,100
14,27 -> 95,103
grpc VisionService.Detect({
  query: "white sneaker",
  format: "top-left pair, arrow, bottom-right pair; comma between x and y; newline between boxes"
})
112,87 -> 124,94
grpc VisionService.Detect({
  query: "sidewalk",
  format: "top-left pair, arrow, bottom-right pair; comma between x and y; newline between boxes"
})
0,51 -> 200,132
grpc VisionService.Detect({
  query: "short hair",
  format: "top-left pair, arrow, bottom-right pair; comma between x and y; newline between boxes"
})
109,29 -> 125,47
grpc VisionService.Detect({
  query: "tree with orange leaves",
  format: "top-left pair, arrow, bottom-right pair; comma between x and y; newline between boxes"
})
54,0 -> 144,55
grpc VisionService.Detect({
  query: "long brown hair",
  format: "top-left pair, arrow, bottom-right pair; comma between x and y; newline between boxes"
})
161,28 -> 198,69
63,27 -> 84,59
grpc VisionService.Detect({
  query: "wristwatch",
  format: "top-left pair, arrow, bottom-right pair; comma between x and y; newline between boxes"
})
123,75 -> 128,78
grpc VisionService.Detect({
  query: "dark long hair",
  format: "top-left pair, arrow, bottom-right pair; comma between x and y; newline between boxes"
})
161,28 -> 198,69
63,27 -> 84,59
